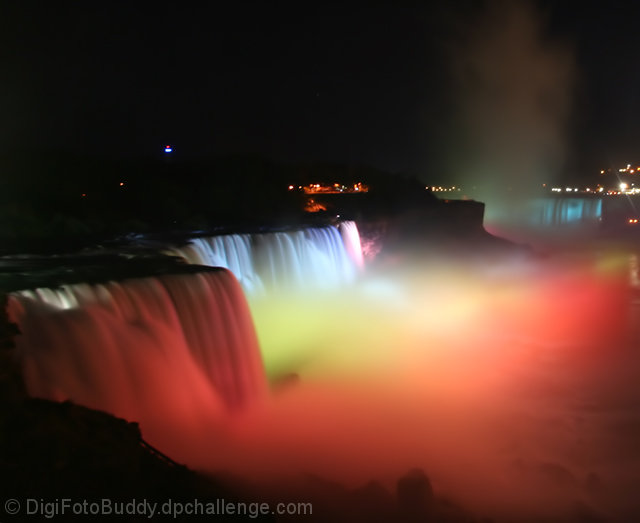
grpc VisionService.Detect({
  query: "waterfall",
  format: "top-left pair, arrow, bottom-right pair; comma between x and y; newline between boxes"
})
5,222 -> 364,459
7,269 -> 266,445
173,234 -> 263,294
527,197 -> 603,226
169,221 -> 364,294
339,220 -> 365,269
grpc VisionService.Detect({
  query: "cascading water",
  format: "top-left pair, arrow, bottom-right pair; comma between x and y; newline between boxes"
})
527,197 -> 603,226
7,268 -> 266,457
338,220 -> 365,269
6,217 -> 640,520
169,221 -> 364,294
171,234 -> 263,294
255,227 -> 355,291
5,222 -> 364,463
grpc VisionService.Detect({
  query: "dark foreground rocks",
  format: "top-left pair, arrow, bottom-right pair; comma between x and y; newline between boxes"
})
0,397 -> 273,522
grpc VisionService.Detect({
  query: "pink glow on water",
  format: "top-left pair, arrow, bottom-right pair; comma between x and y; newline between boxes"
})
339,221 -> 365,269
8,269 -> 266,461
8,227 -> 640,520
218,250 -> 638,520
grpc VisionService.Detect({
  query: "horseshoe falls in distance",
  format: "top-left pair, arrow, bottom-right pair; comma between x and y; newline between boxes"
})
527,197 -> 603,226
169,221 -> 365,295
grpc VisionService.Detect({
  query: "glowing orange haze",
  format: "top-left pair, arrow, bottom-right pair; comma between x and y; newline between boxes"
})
171,252 -> 636,521
10,245 -> 640,521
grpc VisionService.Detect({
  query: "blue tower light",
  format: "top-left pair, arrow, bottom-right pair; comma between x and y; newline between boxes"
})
164,145 -> 173,153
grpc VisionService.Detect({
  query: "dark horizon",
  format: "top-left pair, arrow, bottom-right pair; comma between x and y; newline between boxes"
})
2,1 -> 640,185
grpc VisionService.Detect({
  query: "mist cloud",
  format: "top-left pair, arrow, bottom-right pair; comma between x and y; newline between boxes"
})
447,0 -> 575,215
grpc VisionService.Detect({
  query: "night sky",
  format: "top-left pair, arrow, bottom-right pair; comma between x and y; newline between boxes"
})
2,1 -> 639,184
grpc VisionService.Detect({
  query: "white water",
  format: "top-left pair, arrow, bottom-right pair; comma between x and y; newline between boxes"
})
170,234 -> 263,294
12,220 -> 640,520
526,197 -> 603,227
6,223 -> 366,466
169,221 -> 363,294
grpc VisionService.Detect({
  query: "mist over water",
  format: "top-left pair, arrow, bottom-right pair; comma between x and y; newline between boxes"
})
169,231 -> 639,521
446,0 -> 576,226
9,222 -> 640,521
224,245 -> 638,521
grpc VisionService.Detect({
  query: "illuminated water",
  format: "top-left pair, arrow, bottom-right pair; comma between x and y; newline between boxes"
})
170,234 -> 262,293
527,197 -> 603,226
237,247 -> 638,521
169,221 -> 362,294
8,269 -> 265,453
8,221 -> 640,521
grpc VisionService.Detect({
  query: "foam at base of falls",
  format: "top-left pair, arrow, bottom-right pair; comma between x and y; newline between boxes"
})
8,269 -> 266,443
169,221 -> 364,295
